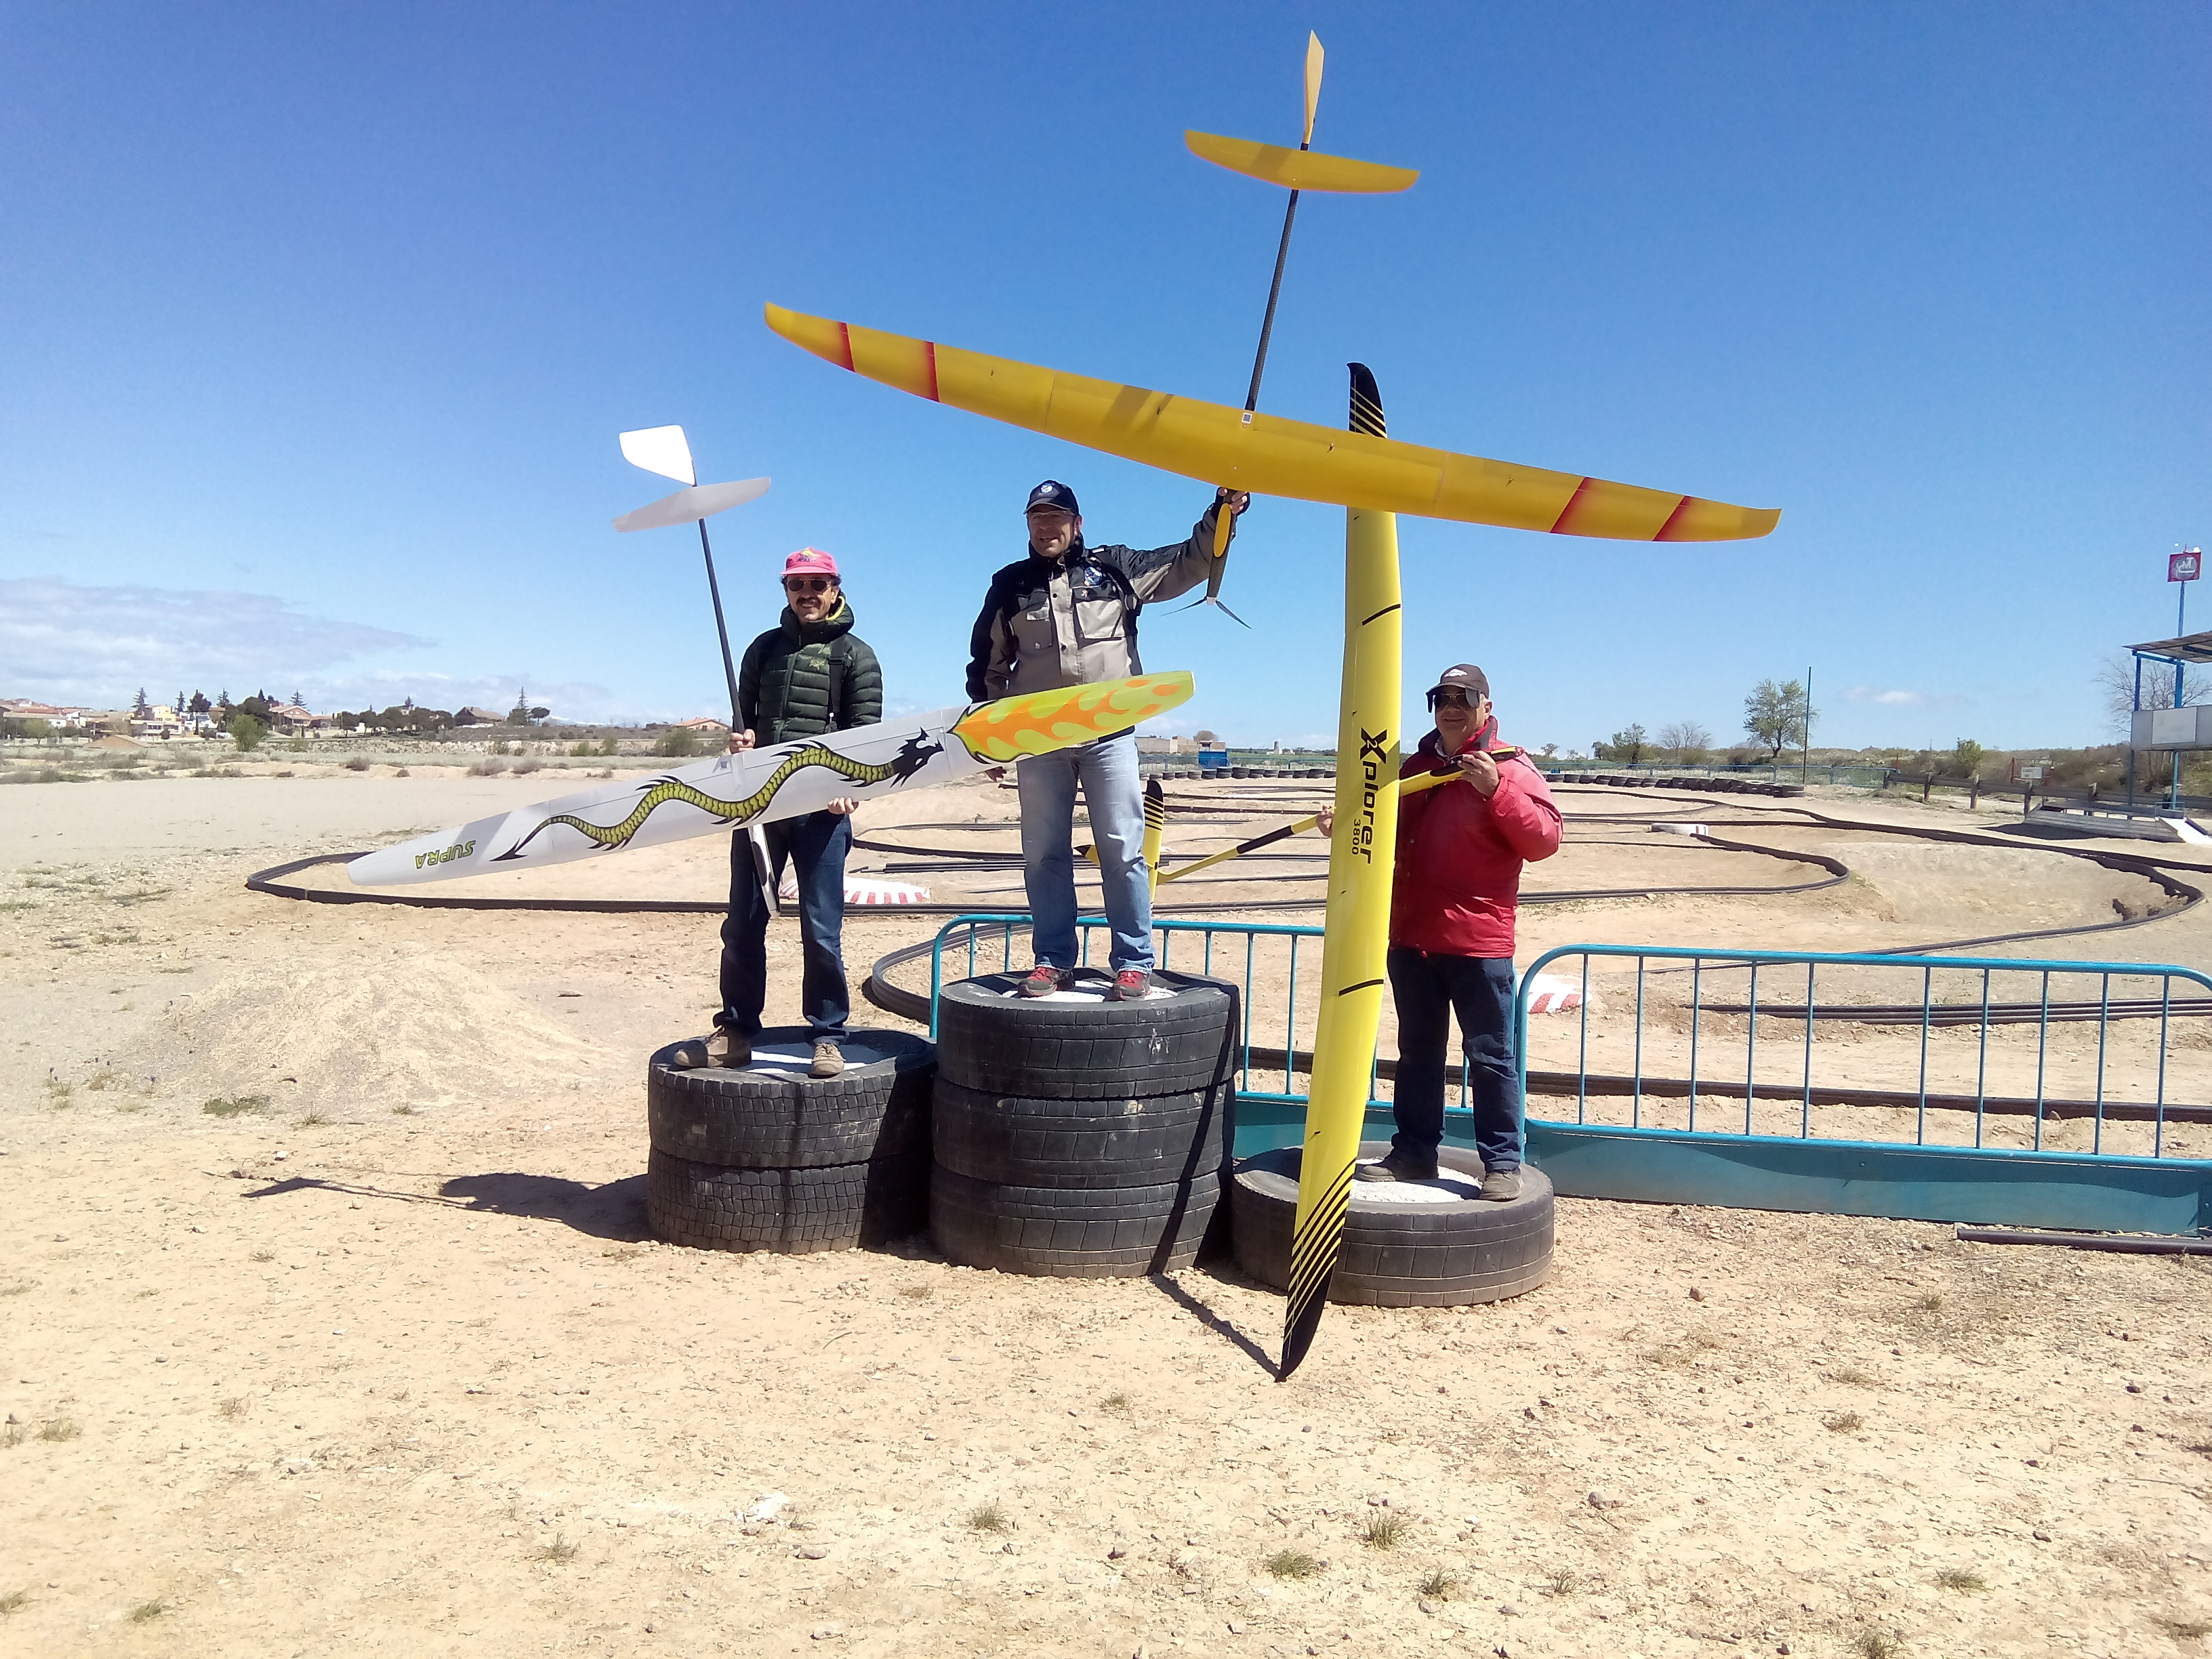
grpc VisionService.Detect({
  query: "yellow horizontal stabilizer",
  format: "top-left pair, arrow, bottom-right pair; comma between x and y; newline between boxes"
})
763,304 -> 1779,542
1185,130 -> 1417,194
951,671 -> 1195,763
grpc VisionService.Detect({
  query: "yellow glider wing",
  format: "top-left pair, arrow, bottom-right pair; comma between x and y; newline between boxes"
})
951,672 -> 1193,763
1185,130 -> 1417,194
763,304 -> 1779,541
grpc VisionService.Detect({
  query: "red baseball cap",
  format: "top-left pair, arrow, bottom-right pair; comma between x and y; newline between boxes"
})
783,547 -> 839,579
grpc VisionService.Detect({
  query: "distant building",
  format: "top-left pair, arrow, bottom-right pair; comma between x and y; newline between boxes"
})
264,702 -> 333,735
674,716 -> 733,733
453,706 -> 506,727
1135,735 -> 1191,756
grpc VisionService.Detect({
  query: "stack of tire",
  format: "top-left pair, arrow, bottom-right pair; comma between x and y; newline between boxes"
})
644,1026 -> 936,1253
1231,1141 -> 1554,1307
928,970 -> 1237,1277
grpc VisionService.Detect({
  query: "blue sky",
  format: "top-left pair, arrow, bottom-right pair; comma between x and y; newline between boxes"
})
3,3 -> 2205,752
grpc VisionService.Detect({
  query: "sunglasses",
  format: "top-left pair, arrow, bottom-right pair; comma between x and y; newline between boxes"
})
1427,687 -> 1478,710
783,576 -> 835,594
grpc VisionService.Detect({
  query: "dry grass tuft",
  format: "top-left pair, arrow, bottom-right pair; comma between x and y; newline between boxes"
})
965,1502 -> 1011,1534
1824,1411 -> 1866,1433
201,1094 -> 268,1118
1264,1549 -> 1317,1580
1359,1512 -> 1406,1550
1936,1568 -> 1986,1591
533,1535 -> 578,1563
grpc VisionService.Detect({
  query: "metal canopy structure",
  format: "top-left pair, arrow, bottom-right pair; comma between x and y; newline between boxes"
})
2129,630 -> 2212,665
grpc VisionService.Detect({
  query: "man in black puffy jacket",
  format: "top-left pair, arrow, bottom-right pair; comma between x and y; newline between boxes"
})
700,548 -> 882,1078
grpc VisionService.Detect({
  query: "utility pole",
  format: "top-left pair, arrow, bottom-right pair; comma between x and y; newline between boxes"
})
1802,666 -> 1813,783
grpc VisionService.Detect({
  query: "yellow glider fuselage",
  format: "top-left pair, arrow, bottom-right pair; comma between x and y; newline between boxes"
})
762,304 -> 1778,542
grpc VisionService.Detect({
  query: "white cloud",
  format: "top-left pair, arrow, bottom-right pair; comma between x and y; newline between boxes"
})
0,576 -> 430,706
1841,684 -> 1969,708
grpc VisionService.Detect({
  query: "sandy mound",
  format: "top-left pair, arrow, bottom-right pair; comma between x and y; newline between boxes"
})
131,945 -> 610,1113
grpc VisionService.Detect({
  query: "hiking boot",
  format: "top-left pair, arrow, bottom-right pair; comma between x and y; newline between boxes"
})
703,1027 -> 751,1069
1018,964 -> 1076,998
809,1041 -> 844,1079
1480,1166 -> 1523,1202
1109,968 -> 1152,1002
1353,1149 -> 1439,1183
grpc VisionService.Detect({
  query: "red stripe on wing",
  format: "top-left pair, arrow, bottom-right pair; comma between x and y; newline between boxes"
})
1547,477 -> 1595,535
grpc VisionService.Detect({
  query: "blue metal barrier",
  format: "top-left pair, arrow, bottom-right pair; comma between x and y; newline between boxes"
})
916,916 -> 2212,1234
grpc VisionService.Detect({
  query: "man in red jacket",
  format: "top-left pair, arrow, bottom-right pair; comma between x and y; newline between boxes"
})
1359,663 -> 1561,1193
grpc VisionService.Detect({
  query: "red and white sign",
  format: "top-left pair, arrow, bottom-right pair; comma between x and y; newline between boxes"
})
2171,548 -> 2202,583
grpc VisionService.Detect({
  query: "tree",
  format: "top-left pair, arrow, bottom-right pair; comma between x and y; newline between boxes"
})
291,689 -> 304,708
188,691 -> 210,716
1596,724 -> 1648,763
230,714 -> 268,753
132,688 -> 150,718
655,725 -> 701,758
1954,739 -> 1987,779
1657,720 -> 1713,762
2097,651 -> 2209,740
1743,679 -> 1814,762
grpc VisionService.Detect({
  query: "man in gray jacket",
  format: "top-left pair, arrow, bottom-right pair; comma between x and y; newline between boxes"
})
966,479 -> 1249,999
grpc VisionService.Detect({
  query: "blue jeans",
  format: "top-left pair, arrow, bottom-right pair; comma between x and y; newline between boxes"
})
1387,947 -> 1521,1172
720,813 -> 851,1042
1017,731 -> 1153,972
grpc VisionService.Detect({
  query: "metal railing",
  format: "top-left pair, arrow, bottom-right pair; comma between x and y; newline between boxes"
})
1515,943 -> 2212,1163
913,916 -> 2212,1165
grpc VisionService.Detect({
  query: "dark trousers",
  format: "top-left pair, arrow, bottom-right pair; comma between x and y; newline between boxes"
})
720,813 -> 851,1042
1386,946 -> 1521,1172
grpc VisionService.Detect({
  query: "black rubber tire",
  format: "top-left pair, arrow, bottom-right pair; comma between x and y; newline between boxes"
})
645,1027 -> 935,1168
1229,1141 -> 1553,1307
647,1145 -> 928,1254
935,970 -> 1235,1099
929,1164 -> 1218,1277
932,1079 -> 1230,1189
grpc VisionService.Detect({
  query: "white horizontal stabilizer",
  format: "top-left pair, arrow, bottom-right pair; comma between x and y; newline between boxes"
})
612,477 -> 771,533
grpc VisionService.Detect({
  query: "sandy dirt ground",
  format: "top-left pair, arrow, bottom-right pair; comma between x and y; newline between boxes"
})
4,771 -> 2211,1657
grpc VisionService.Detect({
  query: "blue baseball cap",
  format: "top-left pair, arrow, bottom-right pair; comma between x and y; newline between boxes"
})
1025,480 -> 1081,516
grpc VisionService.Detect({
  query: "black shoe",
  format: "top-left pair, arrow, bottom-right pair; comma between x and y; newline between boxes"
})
1479,1167 -> 1523,1201
1353,1149 -> 1439,1183
704,1027 -> 752,1069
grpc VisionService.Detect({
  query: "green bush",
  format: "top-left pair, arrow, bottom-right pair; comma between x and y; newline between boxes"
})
230,714 -> 268,754
655,726 -> 701,758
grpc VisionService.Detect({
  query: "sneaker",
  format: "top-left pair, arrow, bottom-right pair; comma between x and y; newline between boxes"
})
1353,1149 -> 1439,1183
1018,964 -> 1076,998
809,1040 -> 844,1079
1480,1167 -> 1523,1202
1109,968 -> 1151,1001
703,1027 -> 751,1069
